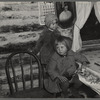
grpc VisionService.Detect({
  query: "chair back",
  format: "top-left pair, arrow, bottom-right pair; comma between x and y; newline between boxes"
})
5,51 -> 43,95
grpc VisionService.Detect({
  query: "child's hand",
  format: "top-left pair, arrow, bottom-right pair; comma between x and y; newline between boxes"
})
77,64 -> 87,74
58,76 -> 68,83
78,64 -> 87,75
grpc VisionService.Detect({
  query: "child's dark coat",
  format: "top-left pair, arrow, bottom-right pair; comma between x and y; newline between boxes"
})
44,50 -> 89,93
33,27 -> 60,64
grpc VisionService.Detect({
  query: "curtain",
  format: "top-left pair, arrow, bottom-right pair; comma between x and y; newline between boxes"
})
71,2 -> 93,52
94,1 -> 100,22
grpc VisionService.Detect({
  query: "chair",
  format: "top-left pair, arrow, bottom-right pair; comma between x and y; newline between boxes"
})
5,51 -> 54,98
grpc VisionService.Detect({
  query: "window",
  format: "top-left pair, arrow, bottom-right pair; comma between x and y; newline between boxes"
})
81,7 -> 100,41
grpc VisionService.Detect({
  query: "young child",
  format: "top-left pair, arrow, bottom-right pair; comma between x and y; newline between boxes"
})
58,26 -> 73,39
44,36 -> 89,98
32,13 -> 61,68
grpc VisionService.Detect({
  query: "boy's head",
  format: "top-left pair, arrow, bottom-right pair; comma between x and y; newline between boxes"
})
54,36 -> 72,56
45,13 -> 58,30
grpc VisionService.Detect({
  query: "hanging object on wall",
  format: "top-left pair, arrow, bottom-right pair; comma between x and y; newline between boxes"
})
59,5 -> 72,22
55,2 -> 76,29
38,2 -> 55,25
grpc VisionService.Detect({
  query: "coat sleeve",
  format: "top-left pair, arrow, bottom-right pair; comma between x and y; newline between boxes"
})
33,31 -> 45,54
73,51 -> 89,64
47,58 -> 60,81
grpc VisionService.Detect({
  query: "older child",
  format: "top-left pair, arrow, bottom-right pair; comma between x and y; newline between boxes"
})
44,36 -> 89,98
32,13 -> 61,67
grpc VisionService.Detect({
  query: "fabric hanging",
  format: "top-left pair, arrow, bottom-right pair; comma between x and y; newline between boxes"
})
94,1 -> 100,22
71,2 -> 93,52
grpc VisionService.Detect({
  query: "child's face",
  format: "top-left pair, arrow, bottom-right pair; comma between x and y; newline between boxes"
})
56,42 -> 68,56
49,20 -> 58,30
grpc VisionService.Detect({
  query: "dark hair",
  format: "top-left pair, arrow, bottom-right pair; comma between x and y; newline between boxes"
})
54,35 -> 72,51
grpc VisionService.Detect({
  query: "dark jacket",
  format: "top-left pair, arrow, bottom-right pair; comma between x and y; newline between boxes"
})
44,50 -> 89,93
33,27 -> 60,64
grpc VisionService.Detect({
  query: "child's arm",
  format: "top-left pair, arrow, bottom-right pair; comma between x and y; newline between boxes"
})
74,51 -> 90,65
47,59 -> 61,80
47,58 -> 68,82
32,32 -> 45,54
72,51 -> 90,72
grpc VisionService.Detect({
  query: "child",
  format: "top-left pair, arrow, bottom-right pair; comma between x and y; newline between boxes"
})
44,36 -> 89,98
32,13 -> 61,68
58,26 -> 73,39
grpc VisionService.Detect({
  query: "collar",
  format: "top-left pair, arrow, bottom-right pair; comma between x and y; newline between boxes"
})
59,53 -> 68,58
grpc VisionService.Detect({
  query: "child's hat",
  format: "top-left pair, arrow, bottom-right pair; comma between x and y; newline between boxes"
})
45,13 -> 58,27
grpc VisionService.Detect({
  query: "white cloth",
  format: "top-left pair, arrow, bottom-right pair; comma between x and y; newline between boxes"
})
78,75 -> 100,95
78,63 -> 100,95
94,1 -> 100,22
71,2 -> 93,52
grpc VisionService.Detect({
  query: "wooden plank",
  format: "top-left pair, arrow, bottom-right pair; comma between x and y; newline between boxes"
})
10,59 -> 18,92
30,55 -> 33,88
19,53 -> 26,90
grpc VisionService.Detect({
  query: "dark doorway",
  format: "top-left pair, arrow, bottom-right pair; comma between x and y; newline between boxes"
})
80,7 -> 100,41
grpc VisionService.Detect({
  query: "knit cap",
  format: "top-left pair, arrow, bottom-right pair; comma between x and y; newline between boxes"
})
45,13 -> 58,27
